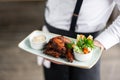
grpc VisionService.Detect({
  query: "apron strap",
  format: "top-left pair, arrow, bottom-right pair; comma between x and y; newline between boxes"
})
70,0 -> 83,32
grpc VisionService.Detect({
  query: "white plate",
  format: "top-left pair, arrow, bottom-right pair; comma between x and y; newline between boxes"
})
18,30 -> 102,69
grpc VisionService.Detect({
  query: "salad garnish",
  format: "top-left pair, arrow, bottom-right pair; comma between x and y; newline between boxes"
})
74,34 -> 94,54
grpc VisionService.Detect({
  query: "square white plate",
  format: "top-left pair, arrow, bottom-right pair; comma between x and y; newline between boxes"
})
18,30 -> 102,69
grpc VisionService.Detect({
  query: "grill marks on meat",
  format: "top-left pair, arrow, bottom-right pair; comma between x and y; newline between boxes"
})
45,37 -> 66,54
66,49 -> 74,62
44,49 -> 61,58
43,36 -> 74,62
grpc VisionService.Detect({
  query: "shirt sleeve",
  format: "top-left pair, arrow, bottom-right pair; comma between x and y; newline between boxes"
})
95,1 -> 120,50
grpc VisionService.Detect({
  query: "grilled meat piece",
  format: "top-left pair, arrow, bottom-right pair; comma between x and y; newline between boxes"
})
44,49 -> 61,58
49,37 -> 66,54
44,36 -> 74,62
65,49 -> 74,62
45,36 -> 67,54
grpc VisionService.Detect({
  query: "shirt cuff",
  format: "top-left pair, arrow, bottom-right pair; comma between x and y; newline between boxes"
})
95,30 -> 119,50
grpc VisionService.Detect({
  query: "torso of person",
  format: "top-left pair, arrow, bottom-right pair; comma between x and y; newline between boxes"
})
45,0 -> 115,33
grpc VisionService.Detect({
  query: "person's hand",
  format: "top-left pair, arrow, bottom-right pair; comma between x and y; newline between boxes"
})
94,40 -> 105,52
37,56 -> 51,68
37,56 -> 64,68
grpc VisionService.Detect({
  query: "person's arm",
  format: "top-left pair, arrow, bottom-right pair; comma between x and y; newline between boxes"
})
95,1 -> 120,50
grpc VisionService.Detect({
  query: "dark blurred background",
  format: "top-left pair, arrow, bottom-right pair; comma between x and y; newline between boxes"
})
0,0 -> 120,80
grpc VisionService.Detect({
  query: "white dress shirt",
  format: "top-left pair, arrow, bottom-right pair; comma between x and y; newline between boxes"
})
45,0 -> 115,32
95,0 -> 120,49
37,0 -> 120,68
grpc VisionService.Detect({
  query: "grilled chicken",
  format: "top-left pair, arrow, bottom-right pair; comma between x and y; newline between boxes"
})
43,36 -> 74,62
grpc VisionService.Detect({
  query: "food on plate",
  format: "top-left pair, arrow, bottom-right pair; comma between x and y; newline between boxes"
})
73,34 -> 94,61
29,34 -> 46,50
43,36 -> 74,62
43,34 -> 94,62
32,35 -> 46,44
